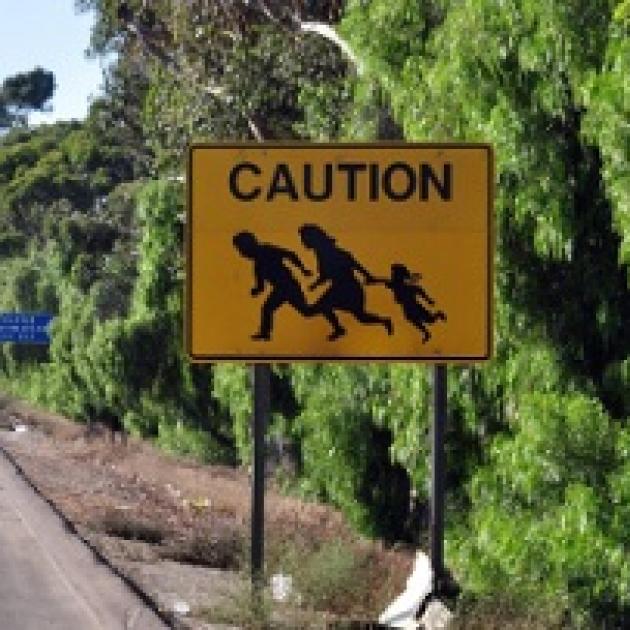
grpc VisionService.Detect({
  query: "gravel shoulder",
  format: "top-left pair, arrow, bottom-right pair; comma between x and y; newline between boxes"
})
0,395 -> 412,629
0,452 -> 168,630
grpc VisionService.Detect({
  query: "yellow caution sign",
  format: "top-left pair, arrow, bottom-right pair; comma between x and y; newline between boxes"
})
186,143 -> 493,362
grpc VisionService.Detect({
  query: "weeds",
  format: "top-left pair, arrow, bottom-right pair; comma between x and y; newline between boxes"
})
99,508 -> 166,544
290,541 -> 367,614
200,581 -> 329,630
201,538 -> 396,628
161,524 -> 245,570
268,537 -> 400,619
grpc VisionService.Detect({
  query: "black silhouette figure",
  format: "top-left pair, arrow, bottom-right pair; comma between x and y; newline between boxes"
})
298,224 -> 393,341
374,263 -> 446,343
233,231 -> 312,340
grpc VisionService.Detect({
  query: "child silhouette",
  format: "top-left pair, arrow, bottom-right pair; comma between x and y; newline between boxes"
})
374,263 -> 446,343
233,231 -> 313,340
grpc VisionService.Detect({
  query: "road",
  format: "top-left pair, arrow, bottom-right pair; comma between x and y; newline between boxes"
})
0,447 -> 169,630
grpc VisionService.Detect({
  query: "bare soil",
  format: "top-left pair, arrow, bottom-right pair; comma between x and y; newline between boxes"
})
0,396 -> 413,629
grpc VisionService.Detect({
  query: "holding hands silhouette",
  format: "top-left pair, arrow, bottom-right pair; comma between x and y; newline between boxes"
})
233,227 -> 445,343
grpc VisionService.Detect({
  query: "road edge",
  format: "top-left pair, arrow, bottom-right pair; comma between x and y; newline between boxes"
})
0,441 -> 179,630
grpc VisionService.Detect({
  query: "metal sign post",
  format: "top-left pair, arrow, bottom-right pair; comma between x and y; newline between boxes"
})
430,364 -> 447,589
251,363 -> 270,587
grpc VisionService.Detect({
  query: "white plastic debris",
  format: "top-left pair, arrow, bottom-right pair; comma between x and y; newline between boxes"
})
172,600 -> 191,616
379,551 -> 433,628
270,573 -> 293,602
420,599 -> 453,629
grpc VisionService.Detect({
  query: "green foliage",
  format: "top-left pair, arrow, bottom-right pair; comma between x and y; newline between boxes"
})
212,364 -> 252,461
75,180 -> 233,459
0,118 -> 136,267
294,79 -> 355,140
79,1 -> 349,173
289,365 -> 414,539
450,388 -> 630,622
0,67 -> 55,128
341,0 -> 443,89
141,26 -> 349,168
0,172 -> 234,461
582,3 -> 630,265
338,0 -> 630,623
1,123 -> 129,213
130,180 -> 183,315
155,414 -> 230,462
38,281 -> 99,418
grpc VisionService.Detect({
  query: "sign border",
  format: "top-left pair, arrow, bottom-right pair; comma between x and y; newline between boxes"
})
186,142 -> 494,363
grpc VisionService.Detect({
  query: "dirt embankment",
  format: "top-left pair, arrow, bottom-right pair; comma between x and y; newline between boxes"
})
0,396 -> 412,629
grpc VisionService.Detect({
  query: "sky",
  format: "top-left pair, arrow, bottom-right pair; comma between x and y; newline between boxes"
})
0,0 -> 110,124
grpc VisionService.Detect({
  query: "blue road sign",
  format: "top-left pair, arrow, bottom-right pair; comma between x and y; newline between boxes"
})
0,313 -> 54,344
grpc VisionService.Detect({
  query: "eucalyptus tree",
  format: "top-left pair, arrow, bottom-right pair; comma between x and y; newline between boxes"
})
337,0 -> 630,621
0,67 -> 55,129
76,0 -> 351,171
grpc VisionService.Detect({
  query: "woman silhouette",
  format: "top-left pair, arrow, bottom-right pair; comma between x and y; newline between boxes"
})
298,224 -> 392,341
374,263 -> 446,343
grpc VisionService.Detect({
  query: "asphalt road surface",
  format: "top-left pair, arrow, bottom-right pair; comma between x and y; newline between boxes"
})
0,447 -> 169,630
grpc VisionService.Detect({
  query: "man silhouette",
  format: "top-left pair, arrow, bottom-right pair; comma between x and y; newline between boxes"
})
233,231 -> 312,340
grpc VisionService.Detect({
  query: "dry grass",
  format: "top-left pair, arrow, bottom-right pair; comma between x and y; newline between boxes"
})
161,523 -> 245,570
99,507 -> 168,544
0,396 -> 414,628
196,536 -> 409,628
266,538 -> 406,620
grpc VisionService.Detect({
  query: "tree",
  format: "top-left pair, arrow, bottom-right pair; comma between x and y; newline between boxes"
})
337,0 -> 630,622
76,0 -> 351,171
0,68 -> 55,128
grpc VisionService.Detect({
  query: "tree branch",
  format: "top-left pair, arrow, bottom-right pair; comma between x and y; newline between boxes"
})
255,1 -> 362,73
298,21 -> 363,74
247,118 -> 265,141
